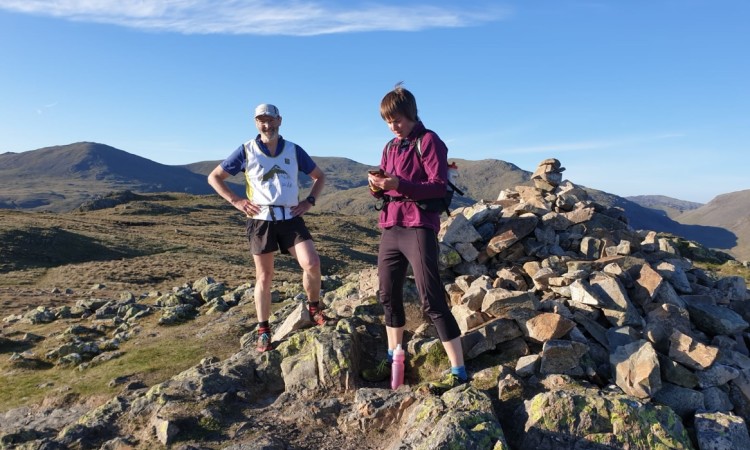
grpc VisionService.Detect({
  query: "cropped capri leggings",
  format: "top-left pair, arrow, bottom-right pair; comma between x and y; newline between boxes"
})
377,226 -> 461,342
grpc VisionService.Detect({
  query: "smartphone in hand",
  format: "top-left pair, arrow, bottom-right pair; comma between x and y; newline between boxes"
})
368,169 -> 385,177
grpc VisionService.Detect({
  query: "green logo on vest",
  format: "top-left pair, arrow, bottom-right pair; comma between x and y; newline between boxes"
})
262,165 -> 290,182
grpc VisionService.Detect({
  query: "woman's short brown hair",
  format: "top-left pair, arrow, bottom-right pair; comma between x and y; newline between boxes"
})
380,82 -> 420,122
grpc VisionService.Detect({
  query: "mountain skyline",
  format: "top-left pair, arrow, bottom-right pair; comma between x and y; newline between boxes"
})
2,140 -> 748,262
1,1 -> 748,203
1,139 -> 732,207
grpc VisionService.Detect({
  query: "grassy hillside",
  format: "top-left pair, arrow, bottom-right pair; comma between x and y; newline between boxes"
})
0,195 -> 382,410
0,194 -> 380,299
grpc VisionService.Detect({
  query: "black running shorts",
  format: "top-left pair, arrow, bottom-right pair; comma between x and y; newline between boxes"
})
246,216 -> 313,255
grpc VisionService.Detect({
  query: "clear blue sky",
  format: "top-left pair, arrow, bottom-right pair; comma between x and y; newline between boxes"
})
1,1 -> 747,203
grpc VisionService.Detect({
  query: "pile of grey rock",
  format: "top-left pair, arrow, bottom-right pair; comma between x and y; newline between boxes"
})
426,157 -> 750,448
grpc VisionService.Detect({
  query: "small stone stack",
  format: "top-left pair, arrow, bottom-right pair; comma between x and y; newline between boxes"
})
531,157 -> 565,191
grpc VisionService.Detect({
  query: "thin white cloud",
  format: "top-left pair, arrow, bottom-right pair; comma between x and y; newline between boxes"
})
501,133 -> 685,155
0,0 -> 509,36
36,102 -> 58,115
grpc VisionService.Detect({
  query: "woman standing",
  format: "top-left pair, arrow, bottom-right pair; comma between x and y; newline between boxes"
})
365,83 -> 468,389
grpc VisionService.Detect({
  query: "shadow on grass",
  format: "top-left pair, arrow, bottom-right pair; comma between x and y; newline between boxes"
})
0,227 -> 151,273
0,337 -> 35,354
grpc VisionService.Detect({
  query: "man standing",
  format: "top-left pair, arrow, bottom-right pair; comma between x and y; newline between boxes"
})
208,103 -> 327,352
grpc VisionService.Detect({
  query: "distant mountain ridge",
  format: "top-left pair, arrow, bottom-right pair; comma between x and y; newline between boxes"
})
2,142 -> 193,182
625,193 -> 750,261
1,142 -> 748,261
0,142 -> 215,211
626,195 -> 703,219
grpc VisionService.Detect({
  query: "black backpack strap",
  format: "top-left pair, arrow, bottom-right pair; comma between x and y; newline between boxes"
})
384,137 -> 397,158
378,132 -> 462,216
411,132 -> 449,216
414,133 -> 464,196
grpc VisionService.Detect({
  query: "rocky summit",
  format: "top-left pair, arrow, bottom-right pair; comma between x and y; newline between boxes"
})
2,158 -> 750,450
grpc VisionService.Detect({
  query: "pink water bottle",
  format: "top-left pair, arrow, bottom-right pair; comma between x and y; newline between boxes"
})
447,162 -> 458,184
391,344 -> 405,389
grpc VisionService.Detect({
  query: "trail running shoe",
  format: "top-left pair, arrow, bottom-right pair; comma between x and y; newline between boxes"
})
309,307 -> 335,326
422,373 -> 468,394
256,332 -> 272,352
361,358 -> 391,383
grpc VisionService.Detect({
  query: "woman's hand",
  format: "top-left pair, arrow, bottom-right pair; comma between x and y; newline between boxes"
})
368,171 -> 399,192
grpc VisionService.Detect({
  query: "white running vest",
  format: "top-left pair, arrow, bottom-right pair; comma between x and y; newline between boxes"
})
243,139 -> 299,221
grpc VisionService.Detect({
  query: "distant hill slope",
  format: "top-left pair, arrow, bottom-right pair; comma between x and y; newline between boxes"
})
586,188 -> 740,258
2,142 -> 747,261
674,190 -> 750,261
183,157 -> 528,216
185,156 -> 374,194
626,195 -> 703,219
185,156 -> 377,214
0,142 -> 215,211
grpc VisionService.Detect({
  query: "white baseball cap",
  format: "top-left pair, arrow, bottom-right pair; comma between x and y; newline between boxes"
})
254,103 -> 280,118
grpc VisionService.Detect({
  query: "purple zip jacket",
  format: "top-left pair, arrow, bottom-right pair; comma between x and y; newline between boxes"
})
371,121 -> 448,233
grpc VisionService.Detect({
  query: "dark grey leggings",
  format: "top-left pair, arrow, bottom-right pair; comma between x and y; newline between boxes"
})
377,226 -> 461,342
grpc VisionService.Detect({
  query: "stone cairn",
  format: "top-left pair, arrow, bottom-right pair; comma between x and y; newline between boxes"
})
427,157 -> 750,445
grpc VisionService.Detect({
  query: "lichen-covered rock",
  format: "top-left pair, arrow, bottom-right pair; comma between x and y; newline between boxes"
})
276,324 -> 358,396
694,411 -> 750,450
520,388 -> 693,449
388,385 -> 509,450
57,396 -> 129,448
